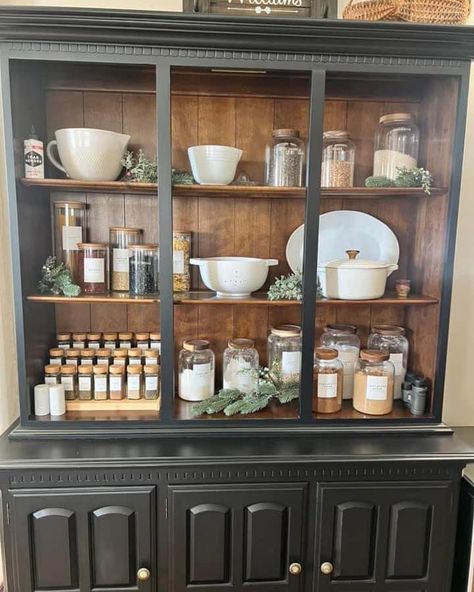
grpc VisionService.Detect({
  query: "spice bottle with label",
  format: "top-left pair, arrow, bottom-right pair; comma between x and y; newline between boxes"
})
110,227 -> 143,292
78,243 -> 107,294
65,349 -> 80,367
78,365 -> 93,400
144,364 -> 160,400
268,325 -> 302,383
178,339 -> 215,401
367,325 -> 408,400
173,231 -> 191,292
57,332 -> 71,349
119,332 -> 133,350
109,365 -> 125,400
60,365 -> 77,400
103,332 -> 118,350
127,365 -> 142,399
223,338 -> 259,395
265,129 -> 305,187
49,348 -> 64,366
72,332 -> 87,349
96,349 -> 111,367
112,349 -> 128,367
80,349 -> 95,366
150,332 -> 161,352
93,365 -> 108,401
24,126 -> 44,179
313,348 -> 343,414
353,350 -> 395,416
129,244 -> 159,295
87,333 -> 102,350
128,348 -> 143,366
144,349 -> 160,366
44,364 -> 61,386
320,324 -> 360,400
53,201 -> 86,283
135,332 -> 150,350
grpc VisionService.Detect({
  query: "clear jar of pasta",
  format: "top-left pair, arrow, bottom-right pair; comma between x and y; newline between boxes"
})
173,231 -> 191,292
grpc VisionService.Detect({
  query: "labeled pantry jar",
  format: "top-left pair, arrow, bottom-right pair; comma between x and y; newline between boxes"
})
87,332 -> 102,349
78,365 -> 93,400
373,113 -> 419,180
53,201 -> 86,283
144,364 -> 160,400
80,349 -> 95,366
265,129 -> 305,187
103,332 -> 118,350
367,325 -> 408,401
129,244 -> 159,295
144,349 -> 160,366
65,348 -> 80,367
135,332 -> 150,350
96,349 -> 111,367
353,350 -> 395,416
128,348 -> 143,366
321,131 -> 355,188
178,339 -> 215,401
173,231 -> 191,292
313,348 -> 343,414
109,227 -> 143,292
223,338 -> 259,395
268,325 -> 302,383
320,324 -> 360,400
112,349 -> 128,367
127,365 -> 142,400
57,332 -> 71,349
78,243 -> 107,294
150,332 -> 161,351
44,364 -> 60,386
60,365 -> 77,400
93,365 -> 108,401
109,365 -> 125,400
49,348 -> 64,366
72,332 -> 87,349
119,332 -> 133,350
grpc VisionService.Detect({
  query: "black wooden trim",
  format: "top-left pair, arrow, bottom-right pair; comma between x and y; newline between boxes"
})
452,477 -> 474,591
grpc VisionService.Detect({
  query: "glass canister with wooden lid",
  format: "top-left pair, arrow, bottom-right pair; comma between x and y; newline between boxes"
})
223,338 -> 259,395
367,325 -> 408,401
313,347 -> 343,414
267,325 -> 302,384
353,350 -> 395,415
109,227 -> 143,292
373,112 -> 419,180
178,339 -> 215,402
321,130 -> 355,188
53,201 -> 86,283
78,243 -> 108,294
129,244 -> 159,295
265,129 -> 305,187
320,324 -> 360,400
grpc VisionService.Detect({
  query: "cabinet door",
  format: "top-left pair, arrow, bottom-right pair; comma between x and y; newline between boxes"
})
169,483 -> 307,592
10,486 -> 155,592
315,482 -> 455,592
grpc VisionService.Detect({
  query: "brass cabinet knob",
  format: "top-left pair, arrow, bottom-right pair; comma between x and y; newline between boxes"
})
289,562 -> 302,576
137,568 -> 151,582
320,562 -> 334,575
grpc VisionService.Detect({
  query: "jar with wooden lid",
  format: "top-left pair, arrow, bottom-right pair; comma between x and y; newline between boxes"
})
44,364 -> 60,386
353,350 -> 395,416
129,244 -> 159,295
144,364 -> 160,400
57,332 -> 71,349
320,324 -> 360,400
53,201 -> 86,283
96,349 -> 111,367
150,332 -> 161,352
93,365 -> 108,401
112,349 -> 128,367
78,365 -> 93,400
178,339 -> 215,401
265,129 -> 305,187
374,113 -> 419,180
49,348 -> 64,366
109,365 -> 125,400
65,348 -> 80,367
223,338 -> 259,395
127,365 -> 142,400
103,332 -> 118,350
135,332 -> 150,350
72,332 -> 87,349
78,243 -> 107,294
60,365 -> 77,400
87,332 -> 102,349
80,349 -> 95,366
144,349 -> 159,366
321,131 -> 355,188
109,227 -> 143,292
173,231 -> 191,292
268,325 -> 302,384
313,348 -> 343,414
119,332 -> 133,350
367,325 -> 408,401
128,348 -> 143,366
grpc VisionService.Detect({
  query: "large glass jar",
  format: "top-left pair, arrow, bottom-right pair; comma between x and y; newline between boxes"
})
321,131 -> 355,188
178,339 -> 215,401
129,244 -> 159,295
367,325 -> 409,401
53,201 -> 86,283
109,227 -> 143,292
223,338 -> 259,395
265,129 -> 305,187
78,243 -> 107,294
373,113 -> 419,180
320,324 -> 360,400
353,350 -> 395,416
313,347 -> 343,414
267,325 -> 302,384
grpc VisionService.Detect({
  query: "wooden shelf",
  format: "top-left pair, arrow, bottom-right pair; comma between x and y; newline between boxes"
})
27,293 -> 160,304
66,398 -> 160,412
313,400 -> 430,420
175,398 -> 299,420
20,178 -> 446,199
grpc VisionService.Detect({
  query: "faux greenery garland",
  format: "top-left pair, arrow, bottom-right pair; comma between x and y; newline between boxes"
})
122,149 -> 195,185
39,256 -> 80,297
365,166 -> 433,194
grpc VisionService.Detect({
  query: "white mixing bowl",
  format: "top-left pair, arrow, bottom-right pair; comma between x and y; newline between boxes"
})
190,257 -> 278,298
188,145 -> 243,185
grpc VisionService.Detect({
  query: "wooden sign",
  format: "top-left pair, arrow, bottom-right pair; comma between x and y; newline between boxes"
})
184,0 -> 337,18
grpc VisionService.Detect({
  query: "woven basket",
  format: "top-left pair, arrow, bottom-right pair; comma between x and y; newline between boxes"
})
343,0 -> 471,24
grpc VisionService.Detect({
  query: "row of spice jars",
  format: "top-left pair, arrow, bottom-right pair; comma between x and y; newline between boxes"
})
48,347 -> 160,368
44,364 -> 160,400
56,332 -> 161,351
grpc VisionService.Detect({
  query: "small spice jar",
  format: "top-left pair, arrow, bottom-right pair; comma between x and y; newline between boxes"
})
127,365 -> 142,400
103,332 -> 118,350
72,332 -> 87,349
96,349 -> 111,367
144,349 -> 160,366
112,349 -> 128,367
173,231 -> 191,292
49,348 -> 64,366
109,227 -> 143,292
128,348 -> 143,366
320,324 -> 360,400
65,348 -> 80,367
178,339 -> 215,401
78,365 -> 93,400
60,365 -> 77,400
119,332 -> 133,350
223,338 -> 259,395
93,365 -> 108,400
44,364 -> 61,386
367,325 -> 409,401
267,325 -> 302,383
57,332 -> 71,349
353,350 -> 395,416
144,364 -> 160,400
80,349 -> 95,366
53,201 -> 86,283
265,129 -> 305,187
135,332 -> 150,350
87,332 -> 102,350
109,365 -> 125,400
150,332 -> 161,352
129,244 -> 159,295
313,348 -> 343,414
321,131 -> 355,188
78,242 -> 108,294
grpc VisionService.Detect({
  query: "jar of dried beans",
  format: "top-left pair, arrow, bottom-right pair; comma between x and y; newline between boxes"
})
265,129 -> 305,187
173,231 -> 191,292
321,131 -> 355,188
109,227 -> 143,292
313,348 -> 343,414
129,244 -> 159,295
78,243 -> 107,294
353,349 -> 395,416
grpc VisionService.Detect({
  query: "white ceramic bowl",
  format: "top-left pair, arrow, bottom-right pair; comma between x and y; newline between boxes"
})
188,145 -> 243,185
190,257 -> 278,298
47,128 -> 130,181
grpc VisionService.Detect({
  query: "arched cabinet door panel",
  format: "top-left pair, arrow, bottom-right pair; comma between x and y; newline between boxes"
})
10,486 -> 155,592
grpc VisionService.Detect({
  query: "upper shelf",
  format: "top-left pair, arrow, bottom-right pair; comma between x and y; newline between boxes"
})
20,178 -> 447,200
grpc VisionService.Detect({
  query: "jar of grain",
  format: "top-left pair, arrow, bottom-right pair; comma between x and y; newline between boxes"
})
78,365 -> 93,400
119,332 -> 133,350
373,113 -> 419,180
178,339 -> 215,401
320,324 -> 360,400
78,243 -> 107,294
321,131 -> 355,188
80,349 -> 95,366
112,349 -> 128,367
65,348 -> 80,367
87,332 -> 102,349
129,244 -> 159,295
109,227 -> 143,292
53,201 -> 86,283
49,348 -> 64,366
150,332 -> 161,352
96,349 -> 111,367
103,332 -> 118,350
265,129 -> 305,187
127,365 -> 142,399
44,364 -> 60,386
60,365 -> 77,400
353,350 -> 395,415
313,347 -> 343,414
93,365 -> 108,400
109,365 -> 125,400
173,231 -> 191,292
57,332 -> 71,349
144,364 -> 160,400
223,338 -> 259,395
135,332 -> 150,350
128,348 -> 143,366
72,332 -> 87,349
144,349 -> 160,366
268,325 -> 302,384
367,325 -> 409,401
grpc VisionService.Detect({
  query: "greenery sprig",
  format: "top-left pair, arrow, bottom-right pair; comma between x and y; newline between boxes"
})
267,271 -> 323,301
365,166 -> 433,194
121,149 -> 194,185
38,256 -> 80,297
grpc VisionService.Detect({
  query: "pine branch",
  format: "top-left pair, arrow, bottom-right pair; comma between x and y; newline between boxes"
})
191,389 -> 241,416
224,393 -> 273,416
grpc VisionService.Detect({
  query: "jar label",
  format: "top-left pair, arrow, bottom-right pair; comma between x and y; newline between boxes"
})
173,250 -> 185,274
113,248 -> 130,273
366,375 -> 388,400
45,376 -> 58,385
114,358 -> 127,367
61,376 -> 74,391
80,359 -> 93,366
67,359 -> 78,367
110,376 -> 123,392
97,359 -> 109,367
128,375 -> 141,392
281,351 -> 302,377
145,357 -> 158,366
120,341 -> 131,349
104,343 -> 116,350
94,376 -> 107,393
389,353 -> 404,375
146,376 -> 158,391
73,341 -> 85,349
318,373 -> 338,398
129,358 -> 141,365
62,225 -> 82,251
79,376 -> 91,391
84,257 -> 105,283
150,341 -> 161,352
137,341 -> 149,350
89,342 -> 100,349
58,343 -> 70,349
49,358 -> 62,365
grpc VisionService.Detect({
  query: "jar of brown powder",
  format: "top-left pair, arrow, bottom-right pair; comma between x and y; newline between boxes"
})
313,347 -> 343,414
353,349 -> 395,416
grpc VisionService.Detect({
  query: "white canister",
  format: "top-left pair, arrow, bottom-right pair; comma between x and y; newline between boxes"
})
34,384 -> 50,416
49,384 -> 66,416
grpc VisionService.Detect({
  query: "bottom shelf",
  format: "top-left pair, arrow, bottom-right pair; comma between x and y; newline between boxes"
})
175,398 -> 300,420
66,398 -> 160,412
313,400 -> 429,421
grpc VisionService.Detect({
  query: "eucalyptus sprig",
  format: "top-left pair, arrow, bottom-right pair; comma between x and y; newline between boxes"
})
38,256 -> 80,297
365,166 -> 433,194
267,271 -> 323,301
122,149 -> 195,185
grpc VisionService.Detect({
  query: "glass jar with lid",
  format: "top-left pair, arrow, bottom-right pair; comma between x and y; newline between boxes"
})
53,201 -> 86,283
96,349 -> 111,367
109,365 -> 125,400
60,365 -> 77,400
313,348 -> 343,414
373,113 -> 419,180
80,349 -> 95,366
127,365 -> 142,400
44,364 -> 60,386
57,332 -> 71,349
144,349 -> 160,366
320,324 -> 360,400
109,227 -> 143,292
129,244 -> 159,295
93,365 -> 108,401
150,332 -> 161,351
268,325 -> 302,384
87,332 -> 102,349
103,332 -> 118,350
72,332 -> 87,349
144,364 -> 160,400
223,338 -> 259,395
367,325 -> 408,400
112,349 -> 128,367
321,131 -> 355,188
78,243 -> 107,294
65,349 -> 80,367
119,332 -> 133,350
78,365 -> 93,400
353,350 -> 395,415
49,348 -> 64,366
265,129 -> 305,187
128,348 -> 143,366
178,339 -> 215,401
135,332 -> 150,350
